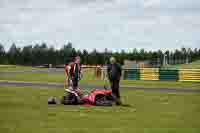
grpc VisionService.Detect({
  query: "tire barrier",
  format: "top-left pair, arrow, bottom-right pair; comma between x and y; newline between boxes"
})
124,69 -> 140,80
90,67 -> 200,82
140,68 -> 159,81
123,68 -> 200,82
179,69 -> 200,82
159,69 -> 179,81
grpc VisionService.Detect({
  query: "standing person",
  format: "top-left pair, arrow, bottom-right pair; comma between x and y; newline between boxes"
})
64,56 -> 82,90
64,62 -> 73,89
107,57 -> 122,105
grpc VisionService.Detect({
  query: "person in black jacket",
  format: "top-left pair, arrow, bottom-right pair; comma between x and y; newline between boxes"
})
107,57 -> 122,105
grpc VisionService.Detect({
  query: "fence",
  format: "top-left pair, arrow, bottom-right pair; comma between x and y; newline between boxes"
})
81,67 -> 200,82
124,69 -> 140,80
179,69 -> 200,82
123,68 -> 200,82
140,68 -> 159,81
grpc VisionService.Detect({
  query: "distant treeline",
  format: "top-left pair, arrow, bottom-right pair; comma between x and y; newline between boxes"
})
0,42 -> 200,66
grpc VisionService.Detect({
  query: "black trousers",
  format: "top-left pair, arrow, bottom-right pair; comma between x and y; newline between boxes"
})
69,77 -> 78,90
72,78 -> 78,89
110,80 -> 120,99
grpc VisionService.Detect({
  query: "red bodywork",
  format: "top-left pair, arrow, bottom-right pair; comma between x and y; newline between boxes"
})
82,89 -> 112,105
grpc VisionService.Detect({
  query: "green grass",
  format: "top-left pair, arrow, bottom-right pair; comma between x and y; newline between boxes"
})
0,73 -> 66,83
0,68 -> 97,82
1,65 -> 200,89
0,87 -> 200,133
0,72 -> 200,89
0,65 -> 47,71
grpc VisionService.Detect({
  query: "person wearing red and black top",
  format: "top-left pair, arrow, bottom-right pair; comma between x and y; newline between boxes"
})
65,56 -> 82,90
107,57 -> 122,105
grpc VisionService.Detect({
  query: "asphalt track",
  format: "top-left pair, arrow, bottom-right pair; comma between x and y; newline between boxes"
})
0,80 -> 200,93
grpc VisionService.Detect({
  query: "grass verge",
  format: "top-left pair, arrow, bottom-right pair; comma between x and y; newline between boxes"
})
0,87 -> 200,133
0,72 -> 200,89
0,65 -> 47,71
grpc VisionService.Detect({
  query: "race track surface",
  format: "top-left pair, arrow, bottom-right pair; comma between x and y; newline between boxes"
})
0,80 -> 200,93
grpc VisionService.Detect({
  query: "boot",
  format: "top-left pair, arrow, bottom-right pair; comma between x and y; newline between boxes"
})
115,98 -> 122,106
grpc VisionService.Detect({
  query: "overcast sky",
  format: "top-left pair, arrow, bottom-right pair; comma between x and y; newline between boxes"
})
0,0 -> 200,51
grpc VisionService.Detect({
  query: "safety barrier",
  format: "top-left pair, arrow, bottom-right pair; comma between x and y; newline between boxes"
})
140,68 -> 159,81
159,69 -> 179,81
87,67 -> 200,82
179,69 -> 200,82
123,68 -> 200,82
124,69 -> 140,80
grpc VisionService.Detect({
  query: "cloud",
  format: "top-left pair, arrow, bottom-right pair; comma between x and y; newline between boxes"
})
162,0 -> 200,9
0,0 -> 200,51
144,0 -> 200,11
144,0 -> 160,8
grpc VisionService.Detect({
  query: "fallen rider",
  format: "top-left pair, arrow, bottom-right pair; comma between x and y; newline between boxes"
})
61,87 -> 114,106
48,86 -> 114,106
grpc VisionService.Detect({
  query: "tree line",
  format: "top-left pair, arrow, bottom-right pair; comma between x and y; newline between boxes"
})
0,42 -> 200,66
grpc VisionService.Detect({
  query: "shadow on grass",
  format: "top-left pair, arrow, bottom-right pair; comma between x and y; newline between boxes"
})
117,103 -> 132,107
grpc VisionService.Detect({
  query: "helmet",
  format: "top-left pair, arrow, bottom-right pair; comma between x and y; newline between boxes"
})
48,97 -> 57,104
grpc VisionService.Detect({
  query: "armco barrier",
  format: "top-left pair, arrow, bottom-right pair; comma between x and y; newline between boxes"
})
140,68 -> 159,81
123,68 -> 200,82
159,69 -> 179,81
124,69 -> 140,80
179,69 -> 200,82
99,67 -> 200,82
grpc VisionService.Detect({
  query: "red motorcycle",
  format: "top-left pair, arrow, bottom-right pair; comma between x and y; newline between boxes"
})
60,87 -> 114,106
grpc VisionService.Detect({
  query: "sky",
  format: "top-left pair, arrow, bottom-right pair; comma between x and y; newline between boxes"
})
0,0 -> 200,51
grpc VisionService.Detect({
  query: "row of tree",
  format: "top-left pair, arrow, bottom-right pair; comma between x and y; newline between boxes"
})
0,42 -> 200,66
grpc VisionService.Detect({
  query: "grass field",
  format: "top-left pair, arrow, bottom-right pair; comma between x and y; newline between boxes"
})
1,65 -> 200,90
1,71 -> 200,89
0,87 -> 200,133
0,65 -> 47,71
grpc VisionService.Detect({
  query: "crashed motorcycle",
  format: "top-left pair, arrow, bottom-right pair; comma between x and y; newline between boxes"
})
48,87 -> 115,106
61,87 -> 114,106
